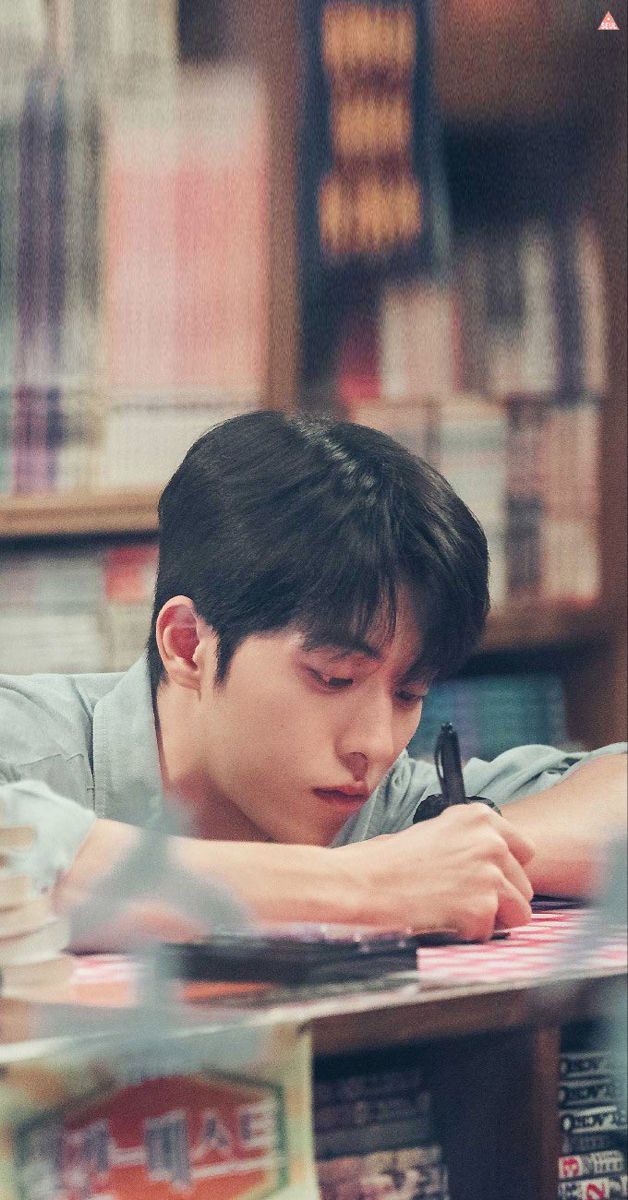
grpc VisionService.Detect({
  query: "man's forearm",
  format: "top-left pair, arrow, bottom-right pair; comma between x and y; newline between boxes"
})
55,816 -> 369,933
502,753 -> 627,897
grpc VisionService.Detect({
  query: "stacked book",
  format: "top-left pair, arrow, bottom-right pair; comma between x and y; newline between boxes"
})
335,209 -> 605,606
103,68 -> 268,403
0,541 -> 157,674
455,217 -> 606,399
338,213 -> 606,405
349,391 -> 600,608
347,395 -> 507,605
379,282 -> 461,401
315,1057 -> 450,1199
506,395 -> 600,604
407,672 -> 568,763
96,395 -> 259,491
558,1046 -> 627,1199
102,542 -> 159,671
53,0 -> 178,80
0,2 -> 47,76
0,17 -> 269,495
0,824 -> 71,999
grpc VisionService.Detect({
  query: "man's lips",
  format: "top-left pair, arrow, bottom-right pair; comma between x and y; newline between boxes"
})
313,787 -> 369,808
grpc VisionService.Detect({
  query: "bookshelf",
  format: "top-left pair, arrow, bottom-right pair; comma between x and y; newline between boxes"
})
0,1 -> 626,749
0,955 -> 623,1200
0,17 -> 625,1197
310,968 -> 625,1200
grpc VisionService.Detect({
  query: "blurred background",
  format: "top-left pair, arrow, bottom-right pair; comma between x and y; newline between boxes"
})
0,0 -> 625,759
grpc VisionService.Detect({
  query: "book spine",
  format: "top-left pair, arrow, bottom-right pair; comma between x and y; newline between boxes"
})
485,226 -> 524,395
519,221 -> 559,393
315,1089 -> 432,1133
561,1054 -> 624,1081
380,285 -> 407,400
0,80 -> 21,395
552,220 -> 584,396
315,1065 -> 425,1106
319,1161 -> 449,1199
557,1176 -> 627,1200
559,1152 -> 628,1181
576,215 -> 607,395
560,1081 -> 625,1110
456,233 -> 487,393
561,1107 -> 628,1136
562,1133 -> 628,1157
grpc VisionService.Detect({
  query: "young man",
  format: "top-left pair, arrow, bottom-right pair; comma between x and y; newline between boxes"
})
1,412 -> 625,943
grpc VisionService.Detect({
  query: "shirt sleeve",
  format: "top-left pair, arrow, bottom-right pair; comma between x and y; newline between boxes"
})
0,773 -> 96,891
344,741 -> 627,840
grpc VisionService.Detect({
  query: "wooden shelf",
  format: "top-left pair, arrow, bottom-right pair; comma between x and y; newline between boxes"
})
480,603 -> 613,654
435,2 -> 625,125
0,491 -> 160,539
309,969 -> 626,1058
0,492 -> 616,662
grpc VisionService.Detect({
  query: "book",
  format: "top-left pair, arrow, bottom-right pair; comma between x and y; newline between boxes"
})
0,47 -> 269,496
315,1049 -> 447,1190
561,1108 -> 628,1136
561,1053 -> 624,1080
319,1158 -> 449,1199
559,1152 -> 628,1181
563,1133 -> 628,1157
557,1178 -> 627,1200
0,542 -> 159,674
560,1080 -> 625,1110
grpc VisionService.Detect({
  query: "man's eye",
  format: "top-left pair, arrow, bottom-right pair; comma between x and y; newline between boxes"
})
309,670 -> 352,690
396,690 -> 425,707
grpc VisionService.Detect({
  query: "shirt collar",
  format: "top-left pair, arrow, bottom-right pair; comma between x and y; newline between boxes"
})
92,655 -> 164,825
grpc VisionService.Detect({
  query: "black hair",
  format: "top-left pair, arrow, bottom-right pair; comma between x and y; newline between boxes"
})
147,410 -> 490,699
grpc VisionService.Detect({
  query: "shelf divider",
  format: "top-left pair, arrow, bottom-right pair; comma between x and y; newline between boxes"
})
0,491 -> 160,538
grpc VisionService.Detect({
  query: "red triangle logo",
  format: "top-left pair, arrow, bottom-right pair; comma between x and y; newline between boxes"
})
598,11 -> 619,29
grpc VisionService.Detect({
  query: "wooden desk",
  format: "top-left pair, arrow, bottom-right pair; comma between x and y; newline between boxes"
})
1,913 -> 626,1200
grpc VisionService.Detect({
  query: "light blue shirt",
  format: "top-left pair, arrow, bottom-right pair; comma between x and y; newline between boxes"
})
0,656 -> 624,888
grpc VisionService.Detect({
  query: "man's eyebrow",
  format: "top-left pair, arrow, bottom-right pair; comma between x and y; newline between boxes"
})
300,634 -> 382,661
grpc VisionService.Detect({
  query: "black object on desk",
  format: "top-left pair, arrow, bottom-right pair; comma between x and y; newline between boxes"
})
412,722 -> 502,823
159,929 -> 431,986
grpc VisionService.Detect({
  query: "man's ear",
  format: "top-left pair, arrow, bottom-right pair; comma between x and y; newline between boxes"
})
155,597 -> 216,692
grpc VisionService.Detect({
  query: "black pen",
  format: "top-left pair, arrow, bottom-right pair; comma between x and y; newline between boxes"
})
413,722 -> 502,823
412,722 -> 468,823
435,721 -> 468,806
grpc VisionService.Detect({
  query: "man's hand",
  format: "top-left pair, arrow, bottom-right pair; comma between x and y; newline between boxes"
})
341,804 -> 536,941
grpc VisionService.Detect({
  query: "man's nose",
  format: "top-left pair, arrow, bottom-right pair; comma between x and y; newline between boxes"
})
338,699 -> 397,775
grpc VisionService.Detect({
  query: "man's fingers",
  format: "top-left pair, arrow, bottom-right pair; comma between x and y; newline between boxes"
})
496,878 -> 533,930
472,805 -> 536,866
500,848 -> 534,902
